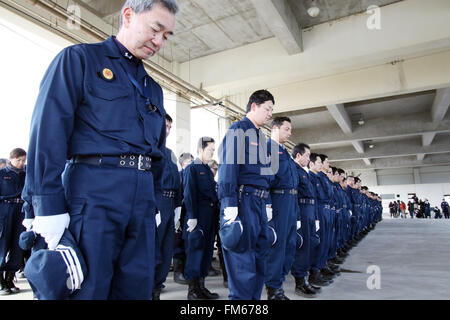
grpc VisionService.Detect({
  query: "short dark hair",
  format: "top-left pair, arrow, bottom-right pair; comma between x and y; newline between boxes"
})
0,158 -> 7,165
197,137 -> 215,151
165,113 -> 173,123
337,168 -> 345,176
310,153 -> 321,163
354,177 -> 361,183
10,148 -> 26,159
331,166 -> 338,174
361,186 -> 368,190
292,143 -> 310,158
318,154 -> 328,163
246,90 -> 275,113
271,117 -> 290,129
178,152 -> 193,166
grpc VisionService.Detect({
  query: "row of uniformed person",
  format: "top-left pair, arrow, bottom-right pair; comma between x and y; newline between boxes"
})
0,148 -> 27,295
214,89 -> 383,300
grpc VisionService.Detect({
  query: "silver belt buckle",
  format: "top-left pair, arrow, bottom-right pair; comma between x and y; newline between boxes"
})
138,155 -> 145,171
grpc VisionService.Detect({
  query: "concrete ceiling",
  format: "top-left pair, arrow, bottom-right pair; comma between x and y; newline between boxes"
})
72,0 -> 406,62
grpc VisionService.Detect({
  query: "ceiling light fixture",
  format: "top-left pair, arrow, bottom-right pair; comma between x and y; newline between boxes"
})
369,144 -> 374,149
307,0 -> 320,18
358,115 -> 365,126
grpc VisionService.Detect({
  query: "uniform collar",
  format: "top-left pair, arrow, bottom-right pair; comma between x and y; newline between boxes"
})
112,36 -> 140,65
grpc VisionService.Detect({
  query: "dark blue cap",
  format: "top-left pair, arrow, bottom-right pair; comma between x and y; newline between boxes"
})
19,231 -> 37,251
219,219 -> 243,251
24,229 -> 88,300
188,228 -> 205,250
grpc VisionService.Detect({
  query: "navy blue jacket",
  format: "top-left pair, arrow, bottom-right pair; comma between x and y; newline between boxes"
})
183,159 -> 218,221
0,166 -> 25,200
23,37 -> 166,217
218,117 -> 273,210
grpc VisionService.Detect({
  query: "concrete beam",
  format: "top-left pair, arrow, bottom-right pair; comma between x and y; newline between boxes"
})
317,138 -> 450,162
292,112 -> 450,147
422,132 -> 436,146
363,158 -> 372,166
250,0 -> 303,55
431,88 -> 450,122
332,154 -> 450,171
327,104 -> 352,134
351,141 -> 365,154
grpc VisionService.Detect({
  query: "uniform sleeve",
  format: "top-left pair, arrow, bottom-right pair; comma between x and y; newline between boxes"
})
23,46 -> 84,217
172,151 -> 183,208
151,105 -> 167,200
217,125 -> 240,210
183,165 -> 198,220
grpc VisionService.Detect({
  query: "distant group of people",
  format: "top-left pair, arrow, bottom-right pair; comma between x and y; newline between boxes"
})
389,197 -> 449,219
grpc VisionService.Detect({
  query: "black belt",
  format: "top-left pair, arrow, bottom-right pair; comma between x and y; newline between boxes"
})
73,154 -> 152,171
299,198 -> 315,205
0,198 -> 24,204
271,189 -> 298,195
162,190 -> 176,198
239,185 -> 269,199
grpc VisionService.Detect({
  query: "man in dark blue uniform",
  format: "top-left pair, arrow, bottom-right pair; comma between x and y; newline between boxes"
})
218,90 -> 274,300
290,144 -> 321,297
441,199 -> 449,219
173,152 -> 193,285
308,154 -> 333,287
22,0 -> 178,300
264,117 -> 298,300
0,148 -> 27,295
183,137 -> 219,300
152,114 -> 182,300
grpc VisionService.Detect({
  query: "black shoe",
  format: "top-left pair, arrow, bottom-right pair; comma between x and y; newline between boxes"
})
308,269 -> 331,287
5,272 -> 19,294
327,262 -> 340,272
199,278 -> 219,299
294,277 -> 317,298
306,278 -> 322,293
321,267 -> 336,277
0,272 -> 11,296
266,286 -> 290,300
331,256 -> 345,264
187,279 -> 206,300
173,258 -> 189,285
337,249 -> 349,258
152,288 -> 161,300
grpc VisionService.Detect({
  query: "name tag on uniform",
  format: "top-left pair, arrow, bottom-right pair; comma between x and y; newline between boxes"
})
200,171 -> 206,175
250,142 -> 258,146
278,152 -> 283,154
3,176 -> 11,180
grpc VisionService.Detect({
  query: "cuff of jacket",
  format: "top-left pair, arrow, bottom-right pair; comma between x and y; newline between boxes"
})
220,196 -> 238,211
32,194 -> 67,217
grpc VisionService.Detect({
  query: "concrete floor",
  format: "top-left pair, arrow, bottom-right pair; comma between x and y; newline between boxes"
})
2,217 -> 450,300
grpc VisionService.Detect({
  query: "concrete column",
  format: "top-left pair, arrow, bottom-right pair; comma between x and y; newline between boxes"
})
164,91 -> 191,161
413,168 -> 421,184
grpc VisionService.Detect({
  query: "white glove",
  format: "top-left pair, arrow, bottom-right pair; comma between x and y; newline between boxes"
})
315,220 -> 320,232
174,207 -> 182,230
223,207 -> 238,225
22,218 -> 34,231
297,220 -> 301,230
266,206 -> 273,222
349,210 -> 353,216
187,218 -> 197,232
156,211 -> 161,227
32,213 -> 70,250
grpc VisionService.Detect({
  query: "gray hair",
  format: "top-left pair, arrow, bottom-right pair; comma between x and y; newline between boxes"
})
0,158 -> 7,165
120,0 -> 179,26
